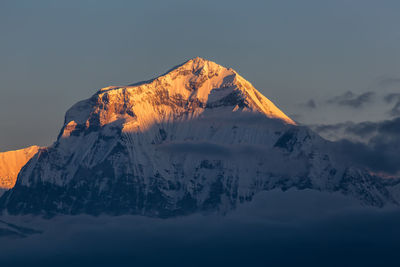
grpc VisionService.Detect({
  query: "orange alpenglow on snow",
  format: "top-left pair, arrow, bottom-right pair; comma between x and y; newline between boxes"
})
61,57 -> 295,138
0,145 -> 40,189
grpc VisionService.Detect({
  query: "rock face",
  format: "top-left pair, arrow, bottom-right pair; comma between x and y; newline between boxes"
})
0,57 -> 398,217
0,146 -> 40,189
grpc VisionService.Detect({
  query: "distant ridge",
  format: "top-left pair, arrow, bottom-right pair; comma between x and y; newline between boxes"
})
0,146 -> 40,189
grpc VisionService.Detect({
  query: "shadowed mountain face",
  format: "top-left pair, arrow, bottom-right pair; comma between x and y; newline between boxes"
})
0,58 -> 399,217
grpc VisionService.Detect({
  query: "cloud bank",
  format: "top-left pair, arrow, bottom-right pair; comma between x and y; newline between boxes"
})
1,189 -> 400,267
311,117 -> 400,175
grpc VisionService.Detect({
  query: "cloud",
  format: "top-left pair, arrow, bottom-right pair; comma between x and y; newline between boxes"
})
156,141 -> 308,177
299,99 -> 317,109
0,191 -> 400,267
156,142 -> 273,159
334,138 -> 400,176
389,102 -> 400,117
157,142 -> 230,156
310,117 -> 400,175
384,93 -> 400,103
295,85 -> 399,123
384,93 -> 400,117
326,91 -> 375,108
311,121 -> 379,142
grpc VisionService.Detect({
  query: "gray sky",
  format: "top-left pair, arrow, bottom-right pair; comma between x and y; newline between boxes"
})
1,0 -> 400,151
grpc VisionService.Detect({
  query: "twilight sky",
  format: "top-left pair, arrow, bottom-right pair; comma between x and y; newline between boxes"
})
1,0 -> 400,151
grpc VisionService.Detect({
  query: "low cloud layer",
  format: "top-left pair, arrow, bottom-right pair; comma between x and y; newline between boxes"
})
1,189 -> 400,267
156,141 -> 308,177
311,117 -> 400,175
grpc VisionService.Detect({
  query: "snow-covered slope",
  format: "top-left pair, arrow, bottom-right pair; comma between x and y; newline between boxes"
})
0,58 -> 397,217
0,146 -> 40,189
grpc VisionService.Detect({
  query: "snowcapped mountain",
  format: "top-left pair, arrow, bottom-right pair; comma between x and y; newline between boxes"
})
0,146 -> 40,190
0,57 -> 398,217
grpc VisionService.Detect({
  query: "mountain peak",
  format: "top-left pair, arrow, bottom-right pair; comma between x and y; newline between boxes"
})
63,58 -> 295,137
159,57 -> 295,125
179,57 -> 224,72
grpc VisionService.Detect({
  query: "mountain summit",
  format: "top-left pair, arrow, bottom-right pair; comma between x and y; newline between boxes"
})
62,57 -> 294,140
0,58 -> 398,217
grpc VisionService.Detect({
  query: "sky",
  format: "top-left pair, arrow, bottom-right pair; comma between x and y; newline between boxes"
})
1,0 -> 400,151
